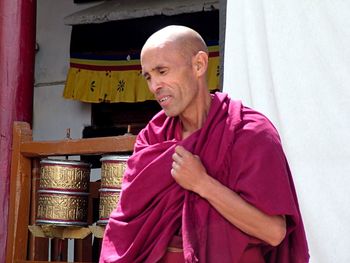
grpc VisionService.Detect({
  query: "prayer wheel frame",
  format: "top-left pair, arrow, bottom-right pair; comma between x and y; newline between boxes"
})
6,122 -> 136,263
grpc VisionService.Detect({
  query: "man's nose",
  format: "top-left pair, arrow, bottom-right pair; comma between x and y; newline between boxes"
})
149,78 -> 161,94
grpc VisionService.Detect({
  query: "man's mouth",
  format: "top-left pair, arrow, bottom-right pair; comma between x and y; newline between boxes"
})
159,96 -> 170,103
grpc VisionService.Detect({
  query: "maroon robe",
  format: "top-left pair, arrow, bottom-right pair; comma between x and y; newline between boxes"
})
100,92 -> 309,263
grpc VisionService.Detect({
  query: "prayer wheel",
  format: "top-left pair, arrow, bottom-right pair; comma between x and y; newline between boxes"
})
98,188 -> 122,225
97,155 -> 129,225
36,159 -> 91,226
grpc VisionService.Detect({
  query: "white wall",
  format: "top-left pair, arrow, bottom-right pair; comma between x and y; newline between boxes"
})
34,0 -> 99,140
35,0 -> 98,84
33,84 -> 90,141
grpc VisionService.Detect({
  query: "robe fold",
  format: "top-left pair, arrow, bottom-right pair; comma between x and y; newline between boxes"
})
100,92 -> 309,263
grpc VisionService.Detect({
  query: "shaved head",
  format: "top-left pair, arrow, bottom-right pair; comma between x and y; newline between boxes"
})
141,25 -> 208,62
140,25 -> 212,127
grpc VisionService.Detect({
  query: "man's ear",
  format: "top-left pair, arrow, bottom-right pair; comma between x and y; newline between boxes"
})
193,51 -> 208,77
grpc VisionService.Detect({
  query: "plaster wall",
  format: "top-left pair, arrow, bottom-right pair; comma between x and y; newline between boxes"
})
33,0 -> 97,141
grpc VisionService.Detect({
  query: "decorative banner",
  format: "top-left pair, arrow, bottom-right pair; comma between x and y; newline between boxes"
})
63,45 -> 220,103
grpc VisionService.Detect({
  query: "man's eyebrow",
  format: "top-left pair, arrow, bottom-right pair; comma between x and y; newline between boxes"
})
142,66 -> 167,77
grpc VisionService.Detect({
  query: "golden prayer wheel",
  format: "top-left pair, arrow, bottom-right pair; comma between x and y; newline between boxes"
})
100,155 -> 129,188
97,189 -> 122,225
36,159 -> 91,226
97,155 -> 129,225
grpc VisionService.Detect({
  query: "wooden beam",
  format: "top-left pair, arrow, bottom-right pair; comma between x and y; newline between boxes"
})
20,135 -> 136,157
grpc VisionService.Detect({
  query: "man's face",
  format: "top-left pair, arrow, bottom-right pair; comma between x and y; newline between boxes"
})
141,43 -> 199,118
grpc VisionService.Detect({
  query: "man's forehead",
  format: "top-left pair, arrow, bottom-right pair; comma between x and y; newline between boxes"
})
141,44 -> 172,66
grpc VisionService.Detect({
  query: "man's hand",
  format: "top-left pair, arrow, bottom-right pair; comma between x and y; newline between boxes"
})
171,145 -> 208,193
171,146 -> 286,247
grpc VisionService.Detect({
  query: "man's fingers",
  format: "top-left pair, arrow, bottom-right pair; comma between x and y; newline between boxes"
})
172,161 -> 178,169
172,152 -> 181,163
173,146 -> 189,163
175,145 -> 192,157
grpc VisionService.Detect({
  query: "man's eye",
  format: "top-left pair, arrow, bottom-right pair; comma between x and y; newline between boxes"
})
159,70 -> 167,75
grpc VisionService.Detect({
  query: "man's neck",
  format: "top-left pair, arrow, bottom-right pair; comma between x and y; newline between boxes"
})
180,92 -> 212,139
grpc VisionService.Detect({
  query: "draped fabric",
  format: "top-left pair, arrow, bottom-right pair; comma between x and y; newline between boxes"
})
63,45 -> 220,103
100,92 -> 308,263
223,1 -> 350,262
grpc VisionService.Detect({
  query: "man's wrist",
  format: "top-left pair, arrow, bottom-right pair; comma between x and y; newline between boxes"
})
195,172 -> 215,199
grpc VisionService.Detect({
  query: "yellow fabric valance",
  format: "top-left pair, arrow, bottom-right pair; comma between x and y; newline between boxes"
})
63,45 -> 220,103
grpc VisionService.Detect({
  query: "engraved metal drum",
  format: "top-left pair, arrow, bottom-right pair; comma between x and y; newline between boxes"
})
100,155 -> 129,189
36,159 -> 91,226
97,189 -> 121,225
36,190 -> 89,226
39,159 -> 90,192
98,155 -> 129,225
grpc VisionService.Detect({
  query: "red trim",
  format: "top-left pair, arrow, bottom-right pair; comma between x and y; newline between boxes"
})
70,63 -> 142,71
209,51 -> 219,57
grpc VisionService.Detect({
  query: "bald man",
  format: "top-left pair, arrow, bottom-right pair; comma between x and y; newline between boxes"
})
99,26 -> 309,263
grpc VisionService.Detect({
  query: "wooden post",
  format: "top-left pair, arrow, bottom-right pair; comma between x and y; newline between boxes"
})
6,122 -> 33,262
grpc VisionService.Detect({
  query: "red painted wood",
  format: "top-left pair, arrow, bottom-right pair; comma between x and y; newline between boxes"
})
0,0 -> 36,262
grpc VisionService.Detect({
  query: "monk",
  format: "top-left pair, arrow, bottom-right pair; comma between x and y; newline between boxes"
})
99,25 -> 309,263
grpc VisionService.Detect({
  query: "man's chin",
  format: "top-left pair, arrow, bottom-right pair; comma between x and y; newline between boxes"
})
163,109 -> 178,117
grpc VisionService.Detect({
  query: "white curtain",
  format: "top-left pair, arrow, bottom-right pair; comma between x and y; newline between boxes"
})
223,1 -> 350,262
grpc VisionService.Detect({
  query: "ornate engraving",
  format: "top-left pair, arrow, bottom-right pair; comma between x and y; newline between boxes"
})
99,191 -> 120,220
36,193 -> 88,224
40,165 -> 90,191
101,162 -> 126,188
